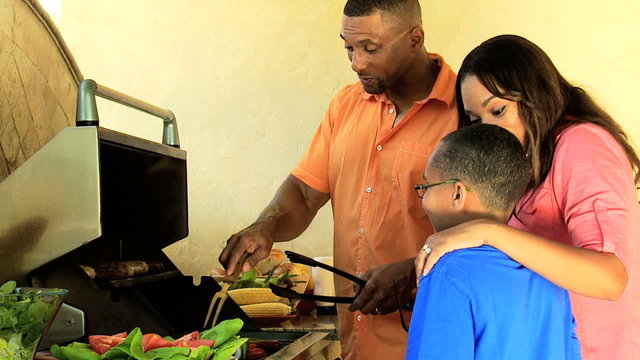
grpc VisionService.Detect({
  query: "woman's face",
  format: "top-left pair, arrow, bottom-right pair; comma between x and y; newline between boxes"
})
460,75 -> 527,147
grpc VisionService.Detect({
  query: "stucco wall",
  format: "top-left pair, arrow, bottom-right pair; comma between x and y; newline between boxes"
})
44,0 -> 639,277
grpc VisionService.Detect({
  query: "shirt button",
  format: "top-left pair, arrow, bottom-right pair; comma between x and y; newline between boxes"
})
366,186 -> 372,193
388,108 -> 394,114
376,145 -> 383,151
359,228 -> 365,235
357,315 -> 362,321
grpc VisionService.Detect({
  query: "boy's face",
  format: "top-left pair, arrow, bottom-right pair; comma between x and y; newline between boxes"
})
421,159 -> 459,232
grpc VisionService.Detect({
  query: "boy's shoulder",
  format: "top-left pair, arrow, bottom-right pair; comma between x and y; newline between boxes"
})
433,245 -> 516,271
427,246 -> 523,284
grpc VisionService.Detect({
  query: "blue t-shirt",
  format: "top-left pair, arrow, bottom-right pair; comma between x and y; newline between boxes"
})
406,246 -> 581,360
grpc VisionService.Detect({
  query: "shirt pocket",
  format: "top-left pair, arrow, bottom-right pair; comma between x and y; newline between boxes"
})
391,141 -> 433,207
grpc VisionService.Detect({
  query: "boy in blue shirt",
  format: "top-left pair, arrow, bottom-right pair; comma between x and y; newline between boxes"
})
406,124 -> 581,359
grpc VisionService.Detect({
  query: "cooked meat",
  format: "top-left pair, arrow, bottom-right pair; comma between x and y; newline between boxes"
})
91,260 -> 165,280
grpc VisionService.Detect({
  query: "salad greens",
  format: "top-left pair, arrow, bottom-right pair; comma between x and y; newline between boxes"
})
50,319 -> 247,360
100,328 -> 148,360
228,267 -> 301,290
200,319 -> 242,348
0,280 -> 62,360
51,342 -> 100,360
211,338 -> 246,360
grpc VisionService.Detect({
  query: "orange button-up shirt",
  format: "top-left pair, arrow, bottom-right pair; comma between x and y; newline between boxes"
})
291,54 -> 458,360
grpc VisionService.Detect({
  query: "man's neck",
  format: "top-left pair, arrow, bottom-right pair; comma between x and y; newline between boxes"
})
386,51 -> 440,115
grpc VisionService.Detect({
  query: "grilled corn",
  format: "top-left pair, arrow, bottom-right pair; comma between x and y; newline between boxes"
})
240,303 -> 292,317
228,288 -> 287,305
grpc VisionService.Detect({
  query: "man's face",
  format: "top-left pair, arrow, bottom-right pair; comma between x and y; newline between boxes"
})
421,157 -> 458,232
341,11 -> 413,94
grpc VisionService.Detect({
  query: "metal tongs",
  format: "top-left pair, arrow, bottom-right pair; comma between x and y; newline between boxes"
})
203,253 -> 248,329
269,251 -> 366,303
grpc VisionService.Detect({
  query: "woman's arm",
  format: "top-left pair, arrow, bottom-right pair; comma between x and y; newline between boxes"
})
415,219 -> 628,300
417,124 -> 635,301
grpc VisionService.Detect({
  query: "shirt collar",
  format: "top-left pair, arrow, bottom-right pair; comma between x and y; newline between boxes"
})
358,53 -> 456,107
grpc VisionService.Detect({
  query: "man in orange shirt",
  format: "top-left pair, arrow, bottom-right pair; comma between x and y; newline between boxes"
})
219,1 -> 458,358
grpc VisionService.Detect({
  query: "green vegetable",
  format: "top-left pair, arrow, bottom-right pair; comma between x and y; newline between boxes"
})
50,320 -> 247,360
211,337 -> 247,360
146,346 -> 189,360
0,334 -> 31,360
0,281 -> 16,295
50,342 -> 100,360
0,280 -> 62,360
239,269 -> 258,283
200,319 -> 243,348
102,327 -> 150,360
228,269 -> 261,290
228,267 -> 299,290
188,346 -> 212,360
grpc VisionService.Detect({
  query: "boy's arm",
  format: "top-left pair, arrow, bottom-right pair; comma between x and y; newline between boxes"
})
406,271 -> 474,359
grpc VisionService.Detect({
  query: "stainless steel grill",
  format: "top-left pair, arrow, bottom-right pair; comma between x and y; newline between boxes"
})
0,80 -> 335,359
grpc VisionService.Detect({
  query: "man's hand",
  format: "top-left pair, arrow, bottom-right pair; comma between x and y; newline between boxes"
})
218,175 -> 330,275
219,222 -> 275,275
349,258 -> 416,315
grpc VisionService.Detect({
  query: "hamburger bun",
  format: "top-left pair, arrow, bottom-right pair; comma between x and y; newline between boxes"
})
255,248 -> 286,275
272,262 -> 302,277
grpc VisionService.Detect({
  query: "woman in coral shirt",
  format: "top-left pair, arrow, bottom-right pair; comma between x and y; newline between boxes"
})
414,35 -> 640,359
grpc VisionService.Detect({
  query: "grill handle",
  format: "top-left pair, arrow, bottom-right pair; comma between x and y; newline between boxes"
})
76,79 -> 180,148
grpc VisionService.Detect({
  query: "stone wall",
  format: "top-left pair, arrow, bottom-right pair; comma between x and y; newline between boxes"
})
0,0 -> 82,181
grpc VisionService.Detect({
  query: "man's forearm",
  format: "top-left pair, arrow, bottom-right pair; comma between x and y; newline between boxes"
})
255,174 -> 329,242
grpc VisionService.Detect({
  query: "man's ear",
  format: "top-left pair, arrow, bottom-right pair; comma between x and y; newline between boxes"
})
409,26 -> 424,49
452,182 -> 468,210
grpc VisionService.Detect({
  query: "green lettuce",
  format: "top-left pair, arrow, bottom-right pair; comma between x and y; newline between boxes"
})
212,337 -> 247,360
101,328 -> 150,360
0,280 -> 60,360
200,319 -> 243,348
50,342 -> 100,360
0,334 -> 32,360
145,346 -> 189,360
49,319 -> 246,360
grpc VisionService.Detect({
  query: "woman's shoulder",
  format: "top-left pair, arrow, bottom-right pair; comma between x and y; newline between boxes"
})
553,122 -> 627,162
555,122 -> 618,147
551,122 -> 632,182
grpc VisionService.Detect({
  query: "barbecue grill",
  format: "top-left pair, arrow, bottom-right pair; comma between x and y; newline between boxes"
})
0,80 -> 337,359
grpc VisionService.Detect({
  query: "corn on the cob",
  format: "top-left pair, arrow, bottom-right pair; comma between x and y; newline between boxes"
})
228,288 -> 287,305
240,303 -> 292,317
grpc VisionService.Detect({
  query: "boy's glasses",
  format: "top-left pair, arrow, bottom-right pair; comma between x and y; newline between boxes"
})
414,179 -> 472,198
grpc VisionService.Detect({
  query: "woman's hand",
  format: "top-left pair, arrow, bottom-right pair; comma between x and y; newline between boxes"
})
415,217 -> 628,299
415,219 -> 495,285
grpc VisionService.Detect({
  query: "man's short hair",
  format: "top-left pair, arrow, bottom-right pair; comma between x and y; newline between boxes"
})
430,124 -> 530,213
344,0 -> 421,24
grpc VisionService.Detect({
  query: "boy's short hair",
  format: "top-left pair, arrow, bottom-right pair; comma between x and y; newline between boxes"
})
430,124 -> 530,213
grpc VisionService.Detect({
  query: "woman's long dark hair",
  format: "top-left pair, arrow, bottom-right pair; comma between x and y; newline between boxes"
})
455,34 -> 640,190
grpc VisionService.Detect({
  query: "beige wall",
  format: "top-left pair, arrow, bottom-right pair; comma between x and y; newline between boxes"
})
46,1 -> 639,277
423,0 -> 640,146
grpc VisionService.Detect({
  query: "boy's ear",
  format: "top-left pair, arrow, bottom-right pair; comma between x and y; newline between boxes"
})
452,182 -> 469,210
